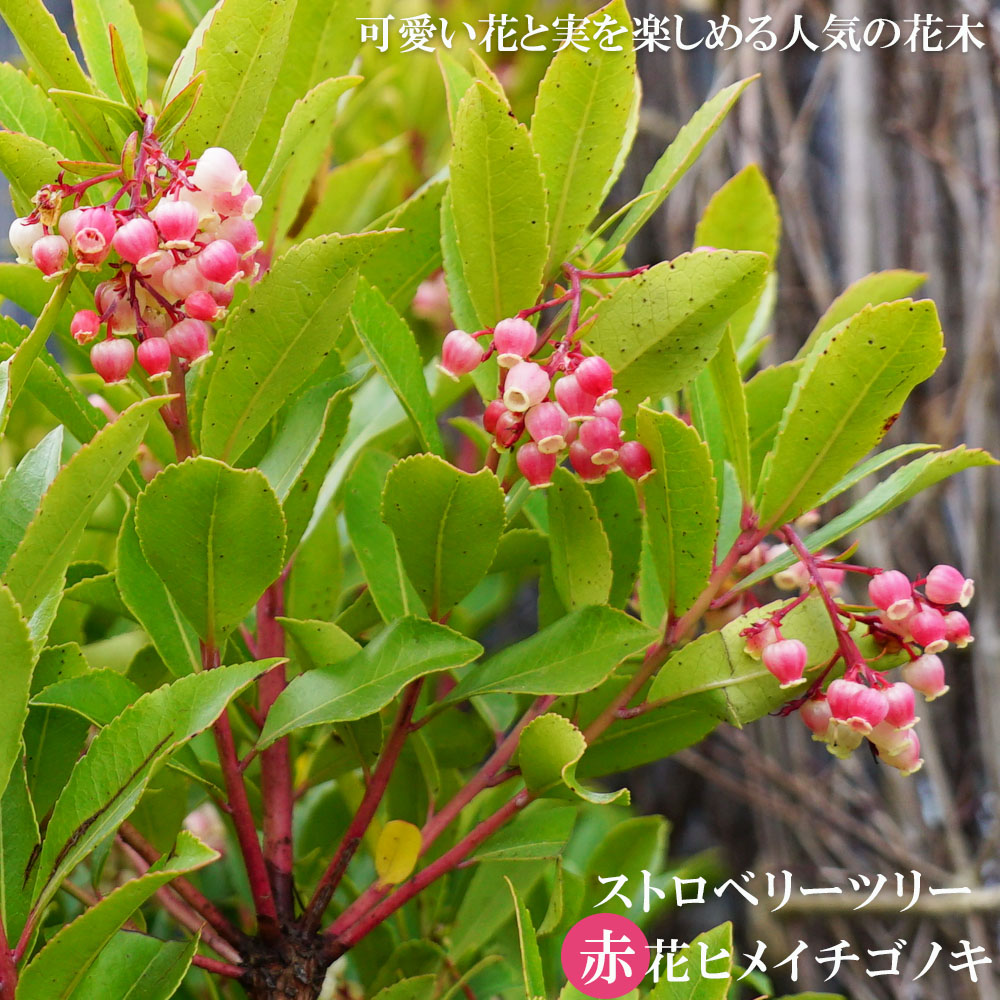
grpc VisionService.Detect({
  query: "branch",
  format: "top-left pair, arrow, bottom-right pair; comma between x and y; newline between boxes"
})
0,913 -> 16,1000
300,677 -> 425,934
192,954 -> 245,980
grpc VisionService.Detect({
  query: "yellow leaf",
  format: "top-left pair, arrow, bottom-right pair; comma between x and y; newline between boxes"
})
375,820 -> 421,886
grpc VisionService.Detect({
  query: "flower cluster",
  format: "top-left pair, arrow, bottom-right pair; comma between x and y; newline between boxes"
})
439,315 -> 653,488
9,131 -> 262,385
744,553 -> 975,777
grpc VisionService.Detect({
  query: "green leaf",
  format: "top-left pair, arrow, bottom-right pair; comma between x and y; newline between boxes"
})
584,252 -> 769,413
3,396 -> 161,621
0,131 -> 64,216
344,451 -> 423,621
473,805 -> 576,863
0,760 -> 37,944
32,668 -> 141,725
68,932 -> 197,1000
756,301 -> 944,530
447,606 -> 655,702
351,278 -> 444,456
0,63 -> 79,155
116,511 -> 200,677
583,815 -> 667,914
0,0 -> 91,96
33,660 -> 269,912
258,380 -> 353,503
588,474 -> 642,608
693,165 -> 780,348
200,231 -> 392,461
451,81 -> 549,326
371,976 -> 438,1000
72,0 -> 148,102
257,75 -> 361,237
506,877 -> 546,1000
546,467 -> 612,609
637,407 -> 719,621
646,597 -> 837,723
277,617 -> 360,672
517,713 -> 627,805
155,72 -> 203,142
815,442 -> 940,507
173,0 -> 296,161
799,270 -> 926,358
745,361 -> 801,487
0,424 -> 62,575
135,457 -> 286,644
0,586 -> 37,802
382,454 -> 506,618
440,187 -> 480,339
601,78 -> 755,259
740,447 -> 998,591
530,0 -> 636,273
648,923 -> 733,999
260,617 -> 482,745
20,831 -> 214,1000
48,89 -> 140,134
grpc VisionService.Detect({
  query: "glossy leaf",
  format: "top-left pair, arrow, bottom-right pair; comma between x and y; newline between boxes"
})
601,78 -> 755,259
587,474 -> 642,609
200,232 -> 393,461
277,617 -> 361,672
0,760 -> 37,943
745,361 -> 801,487
20,831 -> 215,999
530,0 -> 637,273
547,467 -> 612,609
0,0 -> 91,95
68,932 -> 197,1000
447,606 -> 654,702
585,252 -> 769,413
4,396 -> 161,621
647,923 -> 733,999
382,454 -> 506,618
756,301 -> 944,530
135,457 -> 286,644
73,0 -> 148,102
473,805 -> 576,863
451,81 -> 549,326
116,511 -> 200,677
637,407 -> 719,621
0,131 -> 64,215
0,63 -> 78,155
0,585 -> 37,803
33,660 -> 269,912
260,617 -> 482,745
506,877 -> 546,1000
173,0 -> 296,160
351,278 -> 444,456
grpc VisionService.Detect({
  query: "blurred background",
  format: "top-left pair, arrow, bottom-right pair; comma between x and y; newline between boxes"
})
2,0 -> 998,996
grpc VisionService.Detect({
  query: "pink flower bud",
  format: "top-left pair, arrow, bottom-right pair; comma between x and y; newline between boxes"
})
32,234 -> 68,275
516,442 -> 558,488
774,560 -> 809,592
868,720 -> 914,757
177,186 -> 219,228
554,374 -> 597,421
924,564 -> 974,607
818,564 -> 846,595
574,355 -> 615,399
192,147 -> 247,196
492,317 -> 536,368
908,607 -> 948,654
112,217 -> 160,265
493,409 -> 523,450
902,653 -> 949,701
70,309 -> 102,345
438,330 -> 483,380
209,281 -> 234,308
799,696 -> 832,738
483,399 -> 507,435
77,206 -> 116,243
137,337 -> 172,378
847,686 -> 890,733
503,361 -> 550,413
166,318 -> 211,361
569,440 -> 606,482
868,570 -> 915,621
195,239 -> 240,284
593,397 -> 623,427
163,260 -> 209,300
827,678 -> 868,722
216,216 -> 261,256
72,208 -> 116,264
578,416 -> 621,466
94,280 -> 120,316
90,337 -> 134,383
108,298 -> 137,337
213,182 -> 262,219
524,402 -> 570,454
184,290 -> 223,322
617,440 -> 653,482
9,217 -> 43,263
762,638 -> 808,688
943,610 -> 973,648
883,681 -> 917,729
57,208 -> 82,243
151,198 -> 200,247
743,621 -> 780,660
880,731 -> 923,775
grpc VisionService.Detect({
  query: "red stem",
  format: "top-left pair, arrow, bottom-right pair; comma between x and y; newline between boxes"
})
256,580 -> 295,922
192,954 -> 245,980
203,643 -> 281,943
0,916 -> 16,1000
300,678 -> 425,934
